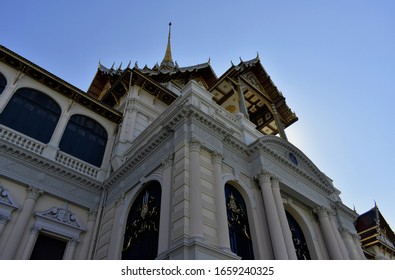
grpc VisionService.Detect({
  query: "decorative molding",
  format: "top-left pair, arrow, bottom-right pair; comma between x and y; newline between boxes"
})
26,186 -> 44,200
161,154 -> 174,169
34,203 -> 86,240
115,193 -> 126,208
332,201 -> 359,220
313,206 -> 330,218
87,209 -> 97,222
257,170 -> 272,184
212,151 -> 223,164
189,137 -> 202,152
36,202 -> 83,229
249,136 -> 335,196
0,184 -> 19,209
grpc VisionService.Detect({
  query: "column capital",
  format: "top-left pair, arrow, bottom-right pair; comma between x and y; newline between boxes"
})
161,154 -> 174,169
271,176 -> 281,189
87,209 -> 97,222
26,186 -> 43,200
189,137 -> 202,152
257,170 -> 272,183
115,193 -> 126,208
313,206 -> 330,217
212,151 -> 223,164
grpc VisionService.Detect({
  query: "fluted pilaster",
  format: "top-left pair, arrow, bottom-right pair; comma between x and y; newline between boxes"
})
257,171 -> 288,259
0,186 -> 43,260
314,207 -> 343,259
271,176 -> 297,260
212,151 -> 230,251
189,138 -> 204,239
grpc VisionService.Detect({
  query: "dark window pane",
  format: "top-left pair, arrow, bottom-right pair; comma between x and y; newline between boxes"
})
59,114 -> 107,167
0,88 -> 61,143
30,233 -> 67,260
0,72 -> 6,94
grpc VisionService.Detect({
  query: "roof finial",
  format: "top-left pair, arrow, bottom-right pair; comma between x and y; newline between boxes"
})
160,22 -> 175,69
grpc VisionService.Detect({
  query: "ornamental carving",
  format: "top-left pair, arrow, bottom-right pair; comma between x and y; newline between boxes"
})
0,185 -> 18,208
35,203 -> 82,229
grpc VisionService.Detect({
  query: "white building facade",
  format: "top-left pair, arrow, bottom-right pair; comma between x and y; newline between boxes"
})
0,40 -> 364,260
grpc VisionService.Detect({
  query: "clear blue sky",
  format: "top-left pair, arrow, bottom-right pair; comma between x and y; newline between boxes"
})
1,1 -> 394,228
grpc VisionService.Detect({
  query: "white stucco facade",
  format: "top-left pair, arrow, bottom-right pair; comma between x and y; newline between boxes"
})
0,44 -> 365,260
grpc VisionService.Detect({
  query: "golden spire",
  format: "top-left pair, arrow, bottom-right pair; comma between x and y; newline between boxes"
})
160,22 -> 175,68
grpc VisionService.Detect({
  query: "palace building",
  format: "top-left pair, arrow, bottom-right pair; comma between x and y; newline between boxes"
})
0,25 -> 366,260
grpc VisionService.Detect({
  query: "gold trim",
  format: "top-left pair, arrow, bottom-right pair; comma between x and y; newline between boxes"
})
357,225 -> 379,235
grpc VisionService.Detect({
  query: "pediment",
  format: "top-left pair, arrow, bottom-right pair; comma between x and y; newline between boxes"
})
254,136 -> 335,193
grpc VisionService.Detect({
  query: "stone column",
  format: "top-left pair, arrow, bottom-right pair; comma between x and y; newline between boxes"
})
0,186 -> 42,260
20,225 -> 41,259
42,110 -> 71,160
271,177 -> 297,260
212,151 -> 231,251
157,155 -> 173,255
314,207 -> 343,259
257,171 -> 288,259
63,238 -> 79,260
328,212 -> 349,259
189,138 -> 204,239
341,229 -> 361,260
107,193 -> 125,259
78,210 -> 97,259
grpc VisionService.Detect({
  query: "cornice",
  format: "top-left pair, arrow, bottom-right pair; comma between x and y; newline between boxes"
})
248,136 -> 335,196
333,201 -> 359,221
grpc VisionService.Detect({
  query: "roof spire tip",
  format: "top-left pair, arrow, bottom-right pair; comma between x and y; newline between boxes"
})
161,22 -> 174,69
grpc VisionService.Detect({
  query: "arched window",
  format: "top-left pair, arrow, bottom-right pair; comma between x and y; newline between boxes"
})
0,72 -> 6,94
225,183 -> 254,260
59,114 -> 107,167
0,88 -> 61,143
122,181 -> 161,260
286,211 -> 311,260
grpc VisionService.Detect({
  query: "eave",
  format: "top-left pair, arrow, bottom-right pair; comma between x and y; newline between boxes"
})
98,67 -> 179,107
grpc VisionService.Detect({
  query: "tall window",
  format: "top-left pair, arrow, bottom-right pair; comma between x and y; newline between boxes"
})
286,211 -> 311,260
225,183 -> 254,259
59,114 -> 107,167
0,88 -> 61,143
0,72 -> 6,94
122,181 -> 161,260
30,233 -> 67,260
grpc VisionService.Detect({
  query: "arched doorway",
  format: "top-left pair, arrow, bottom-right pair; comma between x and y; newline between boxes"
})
121,181 -> 162,260
225,183 -> 254,259
286,211 -> 311,260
